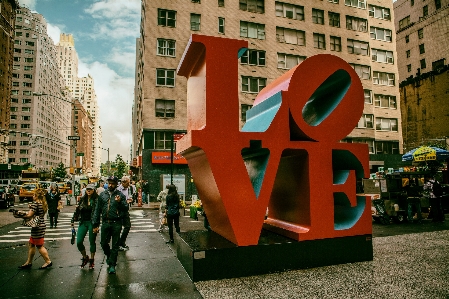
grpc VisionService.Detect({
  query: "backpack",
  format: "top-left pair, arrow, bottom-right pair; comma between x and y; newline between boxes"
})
432,180 -> 443,197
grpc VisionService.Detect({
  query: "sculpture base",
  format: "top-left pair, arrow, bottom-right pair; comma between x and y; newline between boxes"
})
175,230 -> 373,282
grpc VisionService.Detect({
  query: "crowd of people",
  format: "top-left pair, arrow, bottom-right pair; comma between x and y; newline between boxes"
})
12,176 -> 180,275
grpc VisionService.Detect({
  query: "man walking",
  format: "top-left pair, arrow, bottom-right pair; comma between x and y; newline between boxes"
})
118,176 -> 135,251
92,176 -> 128,274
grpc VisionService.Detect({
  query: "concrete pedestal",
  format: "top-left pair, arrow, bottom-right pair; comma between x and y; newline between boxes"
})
175,229 -> 373,282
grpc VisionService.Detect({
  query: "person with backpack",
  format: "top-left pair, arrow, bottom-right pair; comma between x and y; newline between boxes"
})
424,175 -> 445,222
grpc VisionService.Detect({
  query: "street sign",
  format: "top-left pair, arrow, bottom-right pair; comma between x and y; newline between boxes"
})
68,136 -> 80,140
77,152 -> 84,156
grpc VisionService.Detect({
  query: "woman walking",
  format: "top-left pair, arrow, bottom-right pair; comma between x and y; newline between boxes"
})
47,183 -> 62,228
14,188 -> 52,269
165,184 -> 181,244
71,184 -> 98,269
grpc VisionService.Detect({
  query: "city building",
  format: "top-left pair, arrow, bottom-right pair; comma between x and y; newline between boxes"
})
394,0 -> 449,152
9,7 -> 71,175
134,0 -> 403,196
0,0 -> 18,166
56,33 -> 101,176
71,99 -> 94,173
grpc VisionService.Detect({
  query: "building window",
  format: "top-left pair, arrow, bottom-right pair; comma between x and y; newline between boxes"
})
10,124 -> 17,129
399,16 -> 410,30
312,9 -> 324,24
435,0 -> 441,9
370,27 -> 392,42
25,49 -> 34,54
345,0 -> 366,9
218,0 -> 225,7
190,14 -> 201,31
375,141 -> 399,154
349,63 -> 371,80
155,99 -> 175,118
371,49 -> 394,64
313,33 -> 326,49
24,66 -> 33,70
376,118 -> 398,131
22,107 -> 31,112
420,59 -> 426,69
12,82 -> 19,87
24,58 -> 33,62
20,149 -> 29,154
157,39 -> 175,57
192,0 -> 200,3
218,17 -> 225,34
13,57 -> 20,62
407,64 -> 412,72
406,50 -> 410,58
423,5 -> 428,17
240,21 -> 265,39
328,12 -> 340,27
10,115 -> 17,120
22,116 -> 31,121
23,82 -> 32,87
241,104 -> 253,121
275,2 -> 304,20
25,41 -> 34,46
276,27 -> 305,45
405,35 -> 409,43
373,71 -> 395,86
330,36 -> 341,52
277,53 -> 306,69
13,65 -> 20,70
364,89 -> 372,104
156,69 -> 176,87
14,48 -> 21,53
357,114 -> 374,128
22,99 -> 31,104
374,94 -> 396,109
20,141 -> 30,146
346,16 -> 368,32
368,5 -> 390,20
155,132 -> 171,149
9,158 -> 15,163
347,39 -> 369,56
21,124 -> 30,129
419,44 -> 425,54
158,9 -> 176,27
10,107 -> 18,112
240,49 -> 266,66
432,58 -> 445,71
24,74 -> 32,79
242,76 -> 266,93
239,0 -> 264,13
11,98 -> 18,103
411,0 -> 414,6
418,28 -> 423,39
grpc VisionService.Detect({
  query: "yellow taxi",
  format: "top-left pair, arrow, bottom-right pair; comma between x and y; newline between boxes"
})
57,182 -> 69,194
19,183 -> 41,202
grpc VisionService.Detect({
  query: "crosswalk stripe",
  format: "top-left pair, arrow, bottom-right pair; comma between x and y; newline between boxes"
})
0,213 -> 159,242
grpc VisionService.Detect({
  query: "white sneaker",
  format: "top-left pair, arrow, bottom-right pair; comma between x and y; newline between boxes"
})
119,245 -> 129,251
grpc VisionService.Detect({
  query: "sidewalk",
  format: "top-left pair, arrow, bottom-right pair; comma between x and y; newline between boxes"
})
1,203 -> 448,299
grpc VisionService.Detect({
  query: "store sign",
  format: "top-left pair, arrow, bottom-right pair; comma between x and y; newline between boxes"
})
152,152 -> 187,164
176,35 -> 370,246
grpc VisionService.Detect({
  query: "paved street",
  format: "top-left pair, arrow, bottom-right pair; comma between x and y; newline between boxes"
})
0,196 -> 448,298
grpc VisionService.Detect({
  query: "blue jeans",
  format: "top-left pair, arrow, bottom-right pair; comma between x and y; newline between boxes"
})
100,221 -> 122,266
142,192 -> 147,203
77,220 -> 97,253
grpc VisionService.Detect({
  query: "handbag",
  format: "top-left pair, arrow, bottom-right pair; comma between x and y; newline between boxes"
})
22,215 -> 41,228
161,212 -> 167,225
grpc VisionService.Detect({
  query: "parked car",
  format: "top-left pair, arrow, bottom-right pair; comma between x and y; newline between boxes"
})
57,182 -> 69,194
0,186 -> 14,208
39,181 -> 53,190
19,183 -> 41,202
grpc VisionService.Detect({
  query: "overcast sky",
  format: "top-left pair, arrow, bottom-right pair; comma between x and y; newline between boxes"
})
17,0 -> 140,164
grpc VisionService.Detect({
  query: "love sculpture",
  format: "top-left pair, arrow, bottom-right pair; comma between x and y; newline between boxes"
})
176,34 -> 371,247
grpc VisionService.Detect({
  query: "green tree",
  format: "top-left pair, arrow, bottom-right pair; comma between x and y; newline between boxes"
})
53,162 -> 67,180
114,154 -> 128,179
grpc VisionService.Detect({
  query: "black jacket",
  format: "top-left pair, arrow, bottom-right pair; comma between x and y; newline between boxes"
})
92,188 -> 128,228
46,191 -> 61,214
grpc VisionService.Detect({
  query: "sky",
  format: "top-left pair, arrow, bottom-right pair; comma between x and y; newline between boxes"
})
17,0 -> 140,164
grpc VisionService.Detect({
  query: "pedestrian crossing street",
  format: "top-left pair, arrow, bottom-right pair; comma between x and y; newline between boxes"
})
0,210 -> 159,243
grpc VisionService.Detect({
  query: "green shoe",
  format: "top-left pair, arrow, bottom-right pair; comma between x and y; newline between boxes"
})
108,265 -> 116,274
